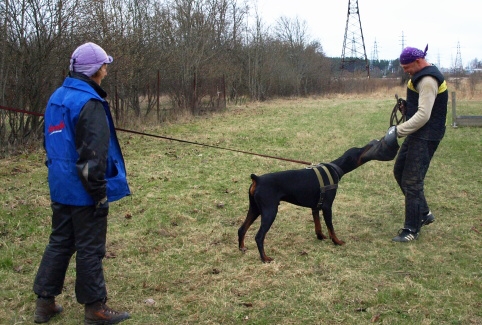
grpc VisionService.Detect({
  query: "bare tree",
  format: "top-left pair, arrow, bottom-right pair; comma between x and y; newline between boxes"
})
1,0 -> 79,155
0,0 -> 340,156
274,16 -> 310,96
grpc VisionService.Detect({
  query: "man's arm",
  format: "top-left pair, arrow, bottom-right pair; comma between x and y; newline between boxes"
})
75,100 -> 110,203
397,76 -> 438,137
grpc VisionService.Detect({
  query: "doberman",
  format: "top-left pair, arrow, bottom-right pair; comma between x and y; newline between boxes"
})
238,134 -> 399,263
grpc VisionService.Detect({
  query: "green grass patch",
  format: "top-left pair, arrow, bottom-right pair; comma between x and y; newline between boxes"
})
1,96 -> 481,324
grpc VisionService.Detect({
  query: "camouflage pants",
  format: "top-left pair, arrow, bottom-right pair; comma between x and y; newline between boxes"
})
393,136 -> 440,232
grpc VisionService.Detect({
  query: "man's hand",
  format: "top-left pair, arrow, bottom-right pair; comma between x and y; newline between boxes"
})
385,126 -> 398,147
94,197 -> 109,218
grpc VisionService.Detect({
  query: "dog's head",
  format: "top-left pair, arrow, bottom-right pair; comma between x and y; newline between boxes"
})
329,133 -> 401,177
330,143 -> 374,175
359,137 -> 399,164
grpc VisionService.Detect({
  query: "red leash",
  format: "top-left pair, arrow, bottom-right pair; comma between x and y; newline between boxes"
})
1,105 -> 313,165
0,105 -> 44,117
116,127 -> 313,165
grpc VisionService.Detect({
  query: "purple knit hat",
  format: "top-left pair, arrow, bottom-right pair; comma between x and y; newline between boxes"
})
399,45 -> 428,65
69,42 -> 113,77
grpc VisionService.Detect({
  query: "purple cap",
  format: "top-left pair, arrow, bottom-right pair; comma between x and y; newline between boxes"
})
69,42 -> 113,77
399,44 -> 428,65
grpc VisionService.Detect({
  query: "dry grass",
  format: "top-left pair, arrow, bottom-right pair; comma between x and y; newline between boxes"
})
1,86 -> 481,324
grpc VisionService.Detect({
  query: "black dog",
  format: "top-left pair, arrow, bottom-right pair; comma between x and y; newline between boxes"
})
238,132 -> 399,263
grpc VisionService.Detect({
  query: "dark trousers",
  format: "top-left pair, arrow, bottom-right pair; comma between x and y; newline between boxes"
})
393,136 -> 440,232
33,203 -> 107,304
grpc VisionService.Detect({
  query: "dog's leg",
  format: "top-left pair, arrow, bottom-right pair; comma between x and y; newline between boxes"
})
321,204 -> 345,246
254,205 -> 278,263
311,209 -> 328,240
238,198 -> 260,253
239,181 -> 261,253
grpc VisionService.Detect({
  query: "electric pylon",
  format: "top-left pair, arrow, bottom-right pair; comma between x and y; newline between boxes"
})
453,41 -> 463,73
371,39 -> 379,64
340,0 -> 369,77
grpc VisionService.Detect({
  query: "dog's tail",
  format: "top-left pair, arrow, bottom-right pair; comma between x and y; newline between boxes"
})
249,174 -> 258,196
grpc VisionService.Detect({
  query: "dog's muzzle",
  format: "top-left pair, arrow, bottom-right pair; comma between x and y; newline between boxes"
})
360,136 -> 400,163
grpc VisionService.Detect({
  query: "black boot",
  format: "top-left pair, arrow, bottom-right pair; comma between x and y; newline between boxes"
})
84,298 -> 130,325
34,297 -> 63,323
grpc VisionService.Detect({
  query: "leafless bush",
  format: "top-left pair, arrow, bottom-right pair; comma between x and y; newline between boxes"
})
1,0 -> 479,156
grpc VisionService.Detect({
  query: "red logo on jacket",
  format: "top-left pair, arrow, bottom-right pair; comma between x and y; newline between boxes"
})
48,121 -> 65,135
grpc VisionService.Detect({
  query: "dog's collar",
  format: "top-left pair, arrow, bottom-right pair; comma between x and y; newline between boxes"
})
308,163 -> 344,179
325,163 -> 344,178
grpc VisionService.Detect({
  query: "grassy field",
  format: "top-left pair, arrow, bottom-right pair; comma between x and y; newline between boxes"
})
1,91 -> 481,324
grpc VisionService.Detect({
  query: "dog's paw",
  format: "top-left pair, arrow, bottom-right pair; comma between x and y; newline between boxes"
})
261,256 -> 273,263
334,239 -> 345,246
316,233 -> 328,240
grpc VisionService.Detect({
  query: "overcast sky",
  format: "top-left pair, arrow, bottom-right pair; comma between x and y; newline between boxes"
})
254,0 -> 480,69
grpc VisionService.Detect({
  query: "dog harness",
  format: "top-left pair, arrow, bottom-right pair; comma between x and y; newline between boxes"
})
306,163 -> 343,209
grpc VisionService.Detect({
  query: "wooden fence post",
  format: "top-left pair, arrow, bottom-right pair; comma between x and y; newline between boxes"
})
451,91 -> 457,127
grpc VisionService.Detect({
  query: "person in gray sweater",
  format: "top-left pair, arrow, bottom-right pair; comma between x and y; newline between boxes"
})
392,45 -> 448,242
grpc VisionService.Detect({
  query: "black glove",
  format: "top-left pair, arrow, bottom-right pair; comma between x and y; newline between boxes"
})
94,198 -> 109,218
384,126 -> 398,148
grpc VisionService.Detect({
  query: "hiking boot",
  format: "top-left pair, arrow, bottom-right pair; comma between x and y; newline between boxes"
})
34,297 -> 63,323
84,298 -> 130,325
421,211 -> 435,227
392,228 -> 419,242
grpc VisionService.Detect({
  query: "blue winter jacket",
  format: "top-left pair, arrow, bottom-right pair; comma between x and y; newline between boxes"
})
44,73 -> 130,206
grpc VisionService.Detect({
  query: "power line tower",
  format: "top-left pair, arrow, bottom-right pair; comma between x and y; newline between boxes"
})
453,41 -> 463,73
371,39 -> 379,64
370,39 -> 380,76
340,0 -> 369,77
397,31 -> 406,73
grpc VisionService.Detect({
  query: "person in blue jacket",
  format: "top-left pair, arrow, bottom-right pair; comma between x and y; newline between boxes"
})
33,42 -> 131,324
